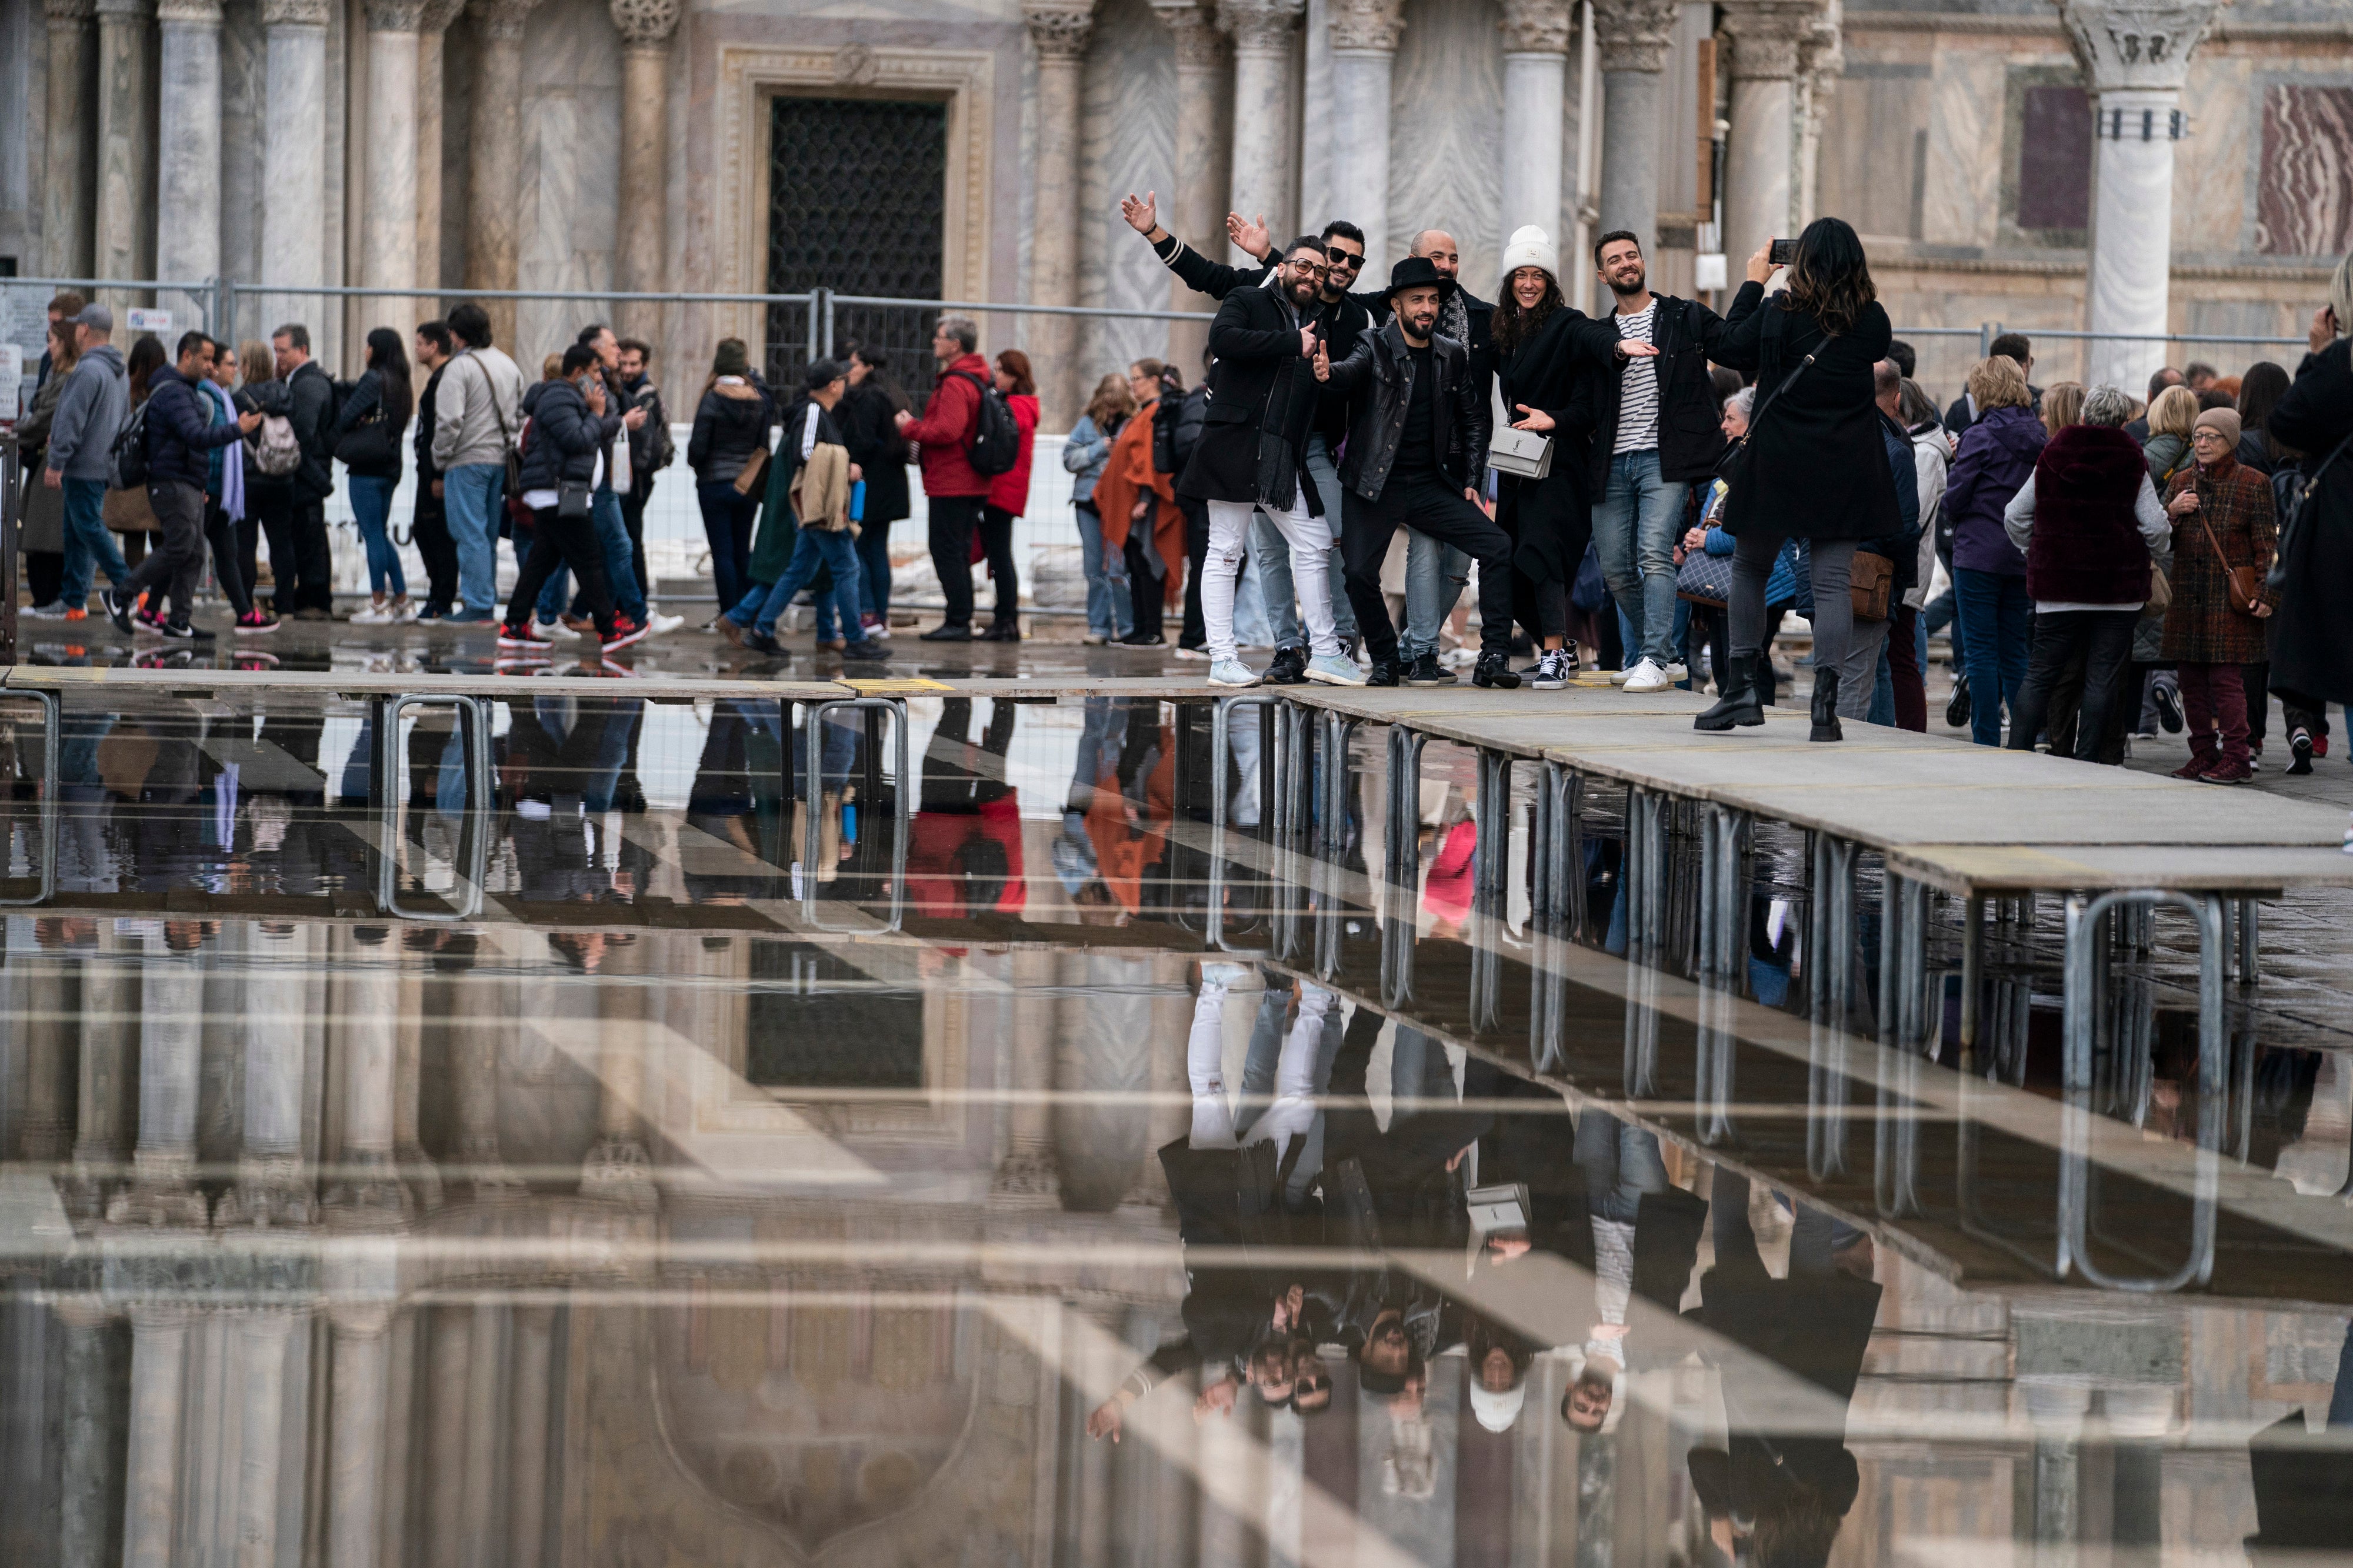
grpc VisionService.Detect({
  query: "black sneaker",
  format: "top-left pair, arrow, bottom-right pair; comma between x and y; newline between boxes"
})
919,623 -> 973,642
1472,652 -> 1522,689
2153,682 -> 2183,734
2289,726 -> 2315,775
1263,645 -> 1308,686
1365,656 -> 1402,688
840,638 -> 890,661
1529,649 -> 1571,690
1404,652 -> 1455,687
1945,672 -> 1972,729
102,586 -> 135,635
1115,631 -> 1165,647
159,619 -> 206,641
979,620 -> 1021,642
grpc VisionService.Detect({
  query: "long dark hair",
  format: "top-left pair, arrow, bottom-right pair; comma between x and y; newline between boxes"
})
126,335 -> 166,403
2235,360 -> 2291,461
1781,216 -> 1875,338
364,326 -> 414,428
1491,267 -> 1565,359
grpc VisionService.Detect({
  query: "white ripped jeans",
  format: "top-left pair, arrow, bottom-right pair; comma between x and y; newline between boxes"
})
1204,496 -> 1339,663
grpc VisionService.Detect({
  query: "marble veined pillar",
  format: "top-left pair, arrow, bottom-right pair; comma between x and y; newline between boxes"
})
156,0 -> 222,312
328,1306 -> 394,1568
611,0 -> 682,343
66,923 -> 137,1222
1149,0 -> 1228,371
363,0 -> 424,325
1592,0 -> 1680,246
261,0 -> 331,328
1325,0 -> 1401,276
235,1312 -> 299,1568
1219,0 -> 1304,255
55,1299 -> 125,1568
1719,0 -> 1822,271
1024,1 -> 1096,431
414,0 -> 465,293
107,932 -> 209,1227
1499,1 -> 1574,249
121,1307 -> 190,1568
45,0 -> 99,279
329,926 -> 411,1220
219,923 -> 315,1227
465,0 -> 544,351
2057,0 -> 2222,391
94,0 -> 156,285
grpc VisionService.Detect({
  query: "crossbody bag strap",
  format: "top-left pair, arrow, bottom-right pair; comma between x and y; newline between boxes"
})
471,352 -> 515,447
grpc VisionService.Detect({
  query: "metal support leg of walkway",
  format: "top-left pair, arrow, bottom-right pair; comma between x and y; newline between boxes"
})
1807,833 -> 1859,1025
1529,759 -> 1585,932
1697,804 -> 1749,983
0,688 -> 60,906
801,697 -> 912,932
1624,786 -> 1669,952
369,693 -> 494,922
1472,748 -> 1513,918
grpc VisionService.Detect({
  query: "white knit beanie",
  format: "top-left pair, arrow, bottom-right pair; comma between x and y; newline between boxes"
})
1499,226 -> 1561,289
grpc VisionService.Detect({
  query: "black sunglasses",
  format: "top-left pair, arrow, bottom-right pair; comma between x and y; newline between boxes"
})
1327,248 -> 1365,268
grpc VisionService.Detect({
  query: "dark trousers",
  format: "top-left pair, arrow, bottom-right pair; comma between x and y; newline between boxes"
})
411,490 -> 459,612
856,516 -> 893,623
1179,497 -> 1209,649
287,495 -> 334,611
25,552 -> 62,608
978,502 -> 1021,625
1340,476 -> 1514,661
2179,662 -> 2252,769
2007,609 -> 2136,762
125,482 -> 208,613
925,493 -> 988,627
696,480 -> 759,616
579,481 -> 652,619
1124,531 -> 1166,640
1887,600 -> 1927,731
204,504 -> 253,619
2242,662 -> 2269,749
506,504 -> 615,635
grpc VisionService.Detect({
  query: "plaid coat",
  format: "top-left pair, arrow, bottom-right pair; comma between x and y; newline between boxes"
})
2161,453 -> 2278,665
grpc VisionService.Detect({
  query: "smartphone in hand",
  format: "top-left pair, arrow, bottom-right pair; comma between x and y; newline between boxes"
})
1769,238 -> 1797,267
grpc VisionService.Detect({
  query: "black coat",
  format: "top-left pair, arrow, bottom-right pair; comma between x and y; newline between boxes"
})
1324,318 -> 1491,499
142,365 -> 246,491
331,366 -> 408,483
835,382 -> 912,524
516,377 -> 620,493
1586,293 -> 1734,487
1176,282 -> 1327,515
1154,233 -> 1381,443
285,359 -> 339,501
2265,338 -> 2353,706
1495,306 -> 1608,593
1714,282 -> 1901,542
1688,1263 -> 1883,1524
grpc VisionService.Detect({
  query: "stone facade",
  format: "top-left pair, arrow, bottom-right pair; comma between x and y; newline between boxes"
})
1,0 -> 2347,421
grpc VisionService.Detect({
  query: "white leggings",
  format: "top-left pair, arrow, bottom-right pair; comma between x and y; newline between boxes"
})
1188,973 -> 1335,1164
1204,496 -> 1338,662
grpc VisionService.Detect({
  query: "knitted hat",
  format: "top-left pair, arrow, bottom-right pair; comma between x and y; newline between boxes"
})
1499,226 -> 1561,288
2194,406 -> 2242,448
1469,1380 -> 1526,1433
711,337 -> 750,377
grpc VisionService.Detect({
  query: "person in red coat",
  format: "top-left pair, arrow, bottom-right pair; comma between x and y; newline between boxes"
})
976,348 -> 1041,642
895,316 -> 994,641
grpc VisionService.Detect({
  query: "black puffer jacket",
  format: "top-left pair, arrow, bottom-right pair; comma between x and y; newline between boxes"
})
1322,318 -> 1492,499
516,376 -> 619,493
142,365 -> 246,491
686,379 -> 773,485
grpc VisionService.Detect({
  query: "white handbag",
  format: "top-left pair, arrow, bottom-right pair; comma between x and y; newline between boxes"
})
1487,423 -> 1553,480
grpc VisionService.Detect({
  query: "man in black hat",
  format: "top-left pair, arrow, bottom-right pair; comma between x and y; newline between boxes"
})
1315,256 -> 1522,688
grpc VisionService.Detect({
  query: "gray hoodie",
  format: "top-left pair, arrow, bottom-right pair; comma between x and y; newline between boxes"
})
44,342 -> 128,482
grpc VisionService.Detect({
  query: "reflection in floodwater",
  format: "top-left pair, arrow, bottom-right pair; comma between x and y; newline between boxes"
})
0,689 -> 2349,1564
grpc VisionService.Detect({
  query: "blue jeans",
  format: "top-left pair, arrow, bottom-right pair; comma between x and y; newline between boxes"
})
728,527 -> 863,639
1075,503 -> 1130,639
1955,568 -> 2031,746
1402,533 -> 1468,660
856,518 -> 892,625
346,473 -> 406,597
696,480 -> 758,615
1591,449 -> 1690,666
1575,1107 -> 1668,1224
443,462 -> 505,612
59,476 -> 129,608
1246,433 -> 1357,649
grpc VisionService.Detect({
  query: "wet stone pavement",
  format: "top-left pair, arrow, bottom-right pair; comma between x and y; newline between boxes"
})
0,623 -> 2348,1566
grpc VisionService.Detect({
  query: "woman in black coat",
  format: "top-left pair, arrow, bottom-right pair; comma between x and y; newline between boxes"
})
1695,218 -> 1901,741
1492,253 -> 1605,691
2265,310 -> 2353,771
839,348 -> 914,636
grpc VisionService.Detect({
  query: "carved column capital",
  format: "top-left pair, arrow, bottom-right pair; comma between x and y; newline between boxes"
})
1217,0 -> 1302,55
260,0 -> 329,27
1718,0 -> 1827,80
1023,1 -> 1095,59
1591,0 -> 1681,73
1328,0 -> 1404,52
2052,0 -> 2221,92
1151,0 -> 1227,69
470,0 -> 540,44
1498,0 -> 1573,54
92,0 -> 150,18
608,0 -> 677,49
363,0 -> 425,30
44,0 -> 96,25
155,0 -> 222,25
419,0 -> 463,29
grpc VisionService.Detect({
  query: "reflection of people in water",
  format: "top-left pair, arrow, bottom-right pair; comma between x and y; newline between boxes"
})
2241,1316 -> 2353,1560
1058,696 -> 1172,918
1559,1106 -> 1705,1433
1687,1170 -> 1882,1568
908,697 -> 1023,918
502,695 -> 649,908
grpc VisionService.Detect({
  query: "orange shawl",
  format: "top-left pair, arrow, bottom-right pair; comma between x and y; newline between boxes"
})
1091,399 -> 1188,607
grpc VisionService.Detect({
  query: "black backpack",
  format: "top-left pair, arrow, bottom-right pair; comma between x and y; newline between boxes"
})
107,401 -> 149,491
956,371 -> 1021,478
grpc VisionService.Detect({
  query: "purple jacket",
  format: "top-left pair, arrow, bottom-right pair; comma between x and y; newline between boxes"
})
1942,403 -> 2047,576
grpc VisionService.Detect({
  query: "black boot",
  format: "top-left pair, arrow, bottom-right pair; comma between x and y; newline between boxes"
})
1810,666 -> 1843,742
1692,653 -> 1765,732
1472,652 -> 1521,689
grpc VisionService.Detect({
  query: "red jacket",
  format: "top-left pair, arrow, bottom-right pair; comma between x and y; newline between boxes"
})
904,351 -> 992,498
987,392 -> 1039,515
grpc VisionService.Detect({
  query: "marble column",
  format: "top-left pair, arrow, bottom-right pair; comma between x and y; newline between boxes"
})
55,1300 -> 126,1568
1718,1 -> 1821,271
2057,0 -> 2222,391
363,0 -> 425,327
329,927 -> 411,1220
1150,0 -> 1229,371
1499,1 -> 1573,247
1792,2 -> 1841,229
66,925 -> 136,1222
107,933 -> 210,1227
414,0 -> 465,293
45,0 -> 99,279
219,923 -> 315,1227
120,1306 -> 190,1568
1326,0 -> 1401,276
262,0 -> 331,328
20,951 -> 77,1163
1591,0 -> 1681,245
328,1305 -> 394,1568
1218,0 -> 1304,255
506,1305 -> 555,1568
611,0 -> 682,344
448,937 -> 524,1199
94,0 -> 156,284
423,1307 -> 471,1568
395,952 -> 441,1210
465,0 -> 544,351
1024,2 -> 1096,432
156,0 -> 224,302
579,933 -> 656,1207
460,1302 -> 507,1562
235,1311 -> 299,1568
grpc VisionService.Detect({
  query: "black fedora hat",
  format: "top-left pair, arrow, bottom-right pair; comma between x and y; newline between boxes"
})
1381,255 -> 1458,303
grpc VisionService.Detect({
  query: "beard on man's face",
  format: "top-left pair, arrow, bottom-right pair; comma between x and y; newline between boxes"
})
1289,273 -> 1321,307
1608,263 -> 1647,297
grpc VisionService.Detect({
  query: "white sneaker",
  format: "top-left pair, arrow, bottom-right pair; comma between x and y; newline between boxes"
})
350,602 -> 393,625
541,618 -> 585,641
644,612 -> 686,636
390,597 -> 418,624
1622,657 -> 1670,694
1208,658 -> 1260,688
1664,661 -> 1689,682
1172,645 -> 1211,662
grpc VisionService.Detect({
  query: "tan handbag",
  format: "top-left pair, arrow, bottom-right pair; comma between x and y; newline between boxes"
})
2194,509 -> 2262,615
732,447 -> 769,496
1849,549 -> 1895,622
2145,562 -> 2171,613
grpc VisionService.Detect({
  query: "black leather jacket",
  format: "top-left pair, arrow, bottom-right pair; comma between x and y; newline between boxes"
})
1322,318 -> 1491,501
